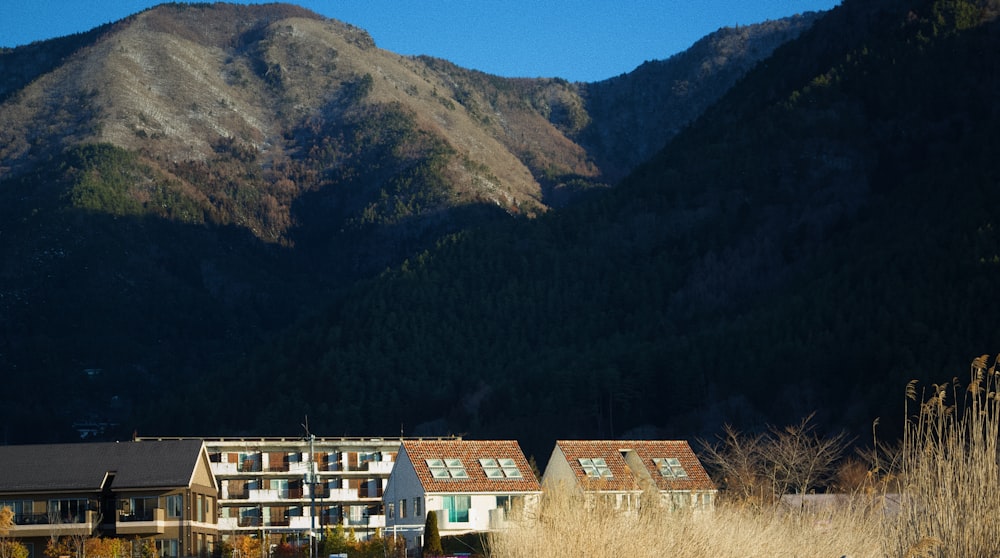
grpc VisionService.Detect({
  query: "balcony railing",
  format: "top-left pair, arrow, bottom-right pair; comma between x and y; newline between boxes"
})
14,513 -> 53,525
10,511 -> 98,537
212,462 -> 240,475
366,461 -> 393,474
118,510 -> 156,522
117,508 -> 166,535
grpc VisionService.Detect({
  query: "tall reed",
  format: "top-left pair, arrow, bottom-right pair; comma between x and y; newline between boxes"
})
488,488 -> 883,558
884,355 -> 1000,557
489,356 -> 1000,557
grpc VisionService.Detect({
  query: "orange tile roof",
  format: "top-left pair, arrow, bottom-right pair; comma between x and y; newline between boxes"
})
554,440 -> 716,492
402,440 -> 541,494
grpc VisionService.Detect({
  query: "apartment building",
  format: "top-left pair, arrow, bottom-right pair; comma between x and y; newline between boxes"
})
0,440 -> 219,558
137,436 -> 458,544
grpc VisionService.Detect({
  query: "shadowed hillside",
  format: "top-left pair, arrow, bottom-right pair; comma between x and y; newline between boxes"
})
0,2 -> 825,443
145,0 -> 1000,461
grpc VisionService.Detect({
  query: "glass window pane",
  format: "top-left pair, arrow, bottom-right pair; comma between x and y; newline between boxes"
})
484,468 -> 503,478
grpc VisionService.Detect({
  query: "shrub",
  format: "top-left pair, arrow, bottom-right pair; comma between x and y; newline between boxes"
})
422,510 -> 443,556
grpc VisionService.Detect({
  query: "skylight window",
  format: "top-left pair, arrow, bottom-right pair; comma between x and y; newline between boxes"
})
578,457 -> 613,479
426,458 -> 468,479
653,457 -> 688,479
479,458 -> 523,479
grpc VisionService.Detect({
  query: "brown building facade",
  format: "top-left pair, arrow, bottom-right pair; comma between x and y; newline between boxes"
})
0,440 -> 219,558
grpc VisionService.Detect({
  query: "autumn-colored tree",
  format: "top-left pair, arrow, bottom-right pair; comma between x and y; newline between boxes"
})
0,507 -> 29,558
133,539 -> 157,558
84,536 -> 130,558
227,535 -> 262,558
271,537 -> 300,558
45,537 -> 71,558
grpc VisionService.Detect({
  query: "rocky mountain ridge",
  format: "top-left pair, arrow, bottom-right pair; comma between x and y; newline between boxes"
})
0,2 -> 824,443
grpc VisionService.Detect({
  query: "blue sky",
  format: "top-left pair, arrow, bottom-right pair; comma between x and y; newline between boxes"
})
0,1 -> 841,83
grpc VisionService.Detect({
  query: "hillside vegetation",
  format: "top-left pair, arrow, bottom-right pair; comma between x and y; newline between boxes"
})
156,0 -> 1000,460
32,0 -> 1000,458
0,3 -> 816,443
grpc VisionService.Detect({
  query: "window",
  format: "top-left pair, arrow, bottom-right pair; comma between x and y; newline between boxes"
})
399,499 -> 407,519
121,496 -> 157,521
671,493 -> 689,510
413,497 -> 422,517
387,503 -> 394,520
479,458 -> 523,479
426,458 -> 468,479
441,495 -> 470,523
239,453 -> 260,472
165,495 -> 183,518
48,499 -> 90,523
0,500 -> 31,520
238,507 -> 260,527
653,458 -> 688,479
273,478 -> 289,498
496,495 -> 525,512
156,539 -> 179,558
578,458 -> 613,479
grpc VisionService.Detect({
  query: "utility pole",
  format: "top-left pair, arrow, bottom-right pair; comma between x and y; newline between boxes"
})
303,417 -> 317,558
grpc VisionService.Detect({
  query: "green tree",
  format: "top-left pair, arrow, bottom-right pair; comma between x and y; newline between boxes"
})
422,511 -> 443,557
320,524 -> 351,556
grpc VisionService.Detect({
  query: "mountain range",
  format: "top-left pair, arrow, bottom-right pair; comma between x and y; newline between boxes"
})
2,0 -> 997,461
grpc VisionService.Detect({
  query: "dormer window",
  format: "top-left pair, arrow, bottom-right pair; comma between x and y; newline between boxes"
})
579,457 -> 613,479
479,458 -> 523,478
653,457 -> 688,478
426,458 -> 468,479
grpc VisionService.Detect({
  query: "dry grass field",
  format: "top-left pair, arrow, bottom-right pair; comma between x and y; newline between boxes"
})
490,357 -> 1000,558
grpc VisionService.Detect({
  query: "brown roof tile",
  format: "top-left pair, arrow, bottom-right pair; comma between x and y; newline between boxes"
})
555,440 -> 716,492
402,440 -> 541,494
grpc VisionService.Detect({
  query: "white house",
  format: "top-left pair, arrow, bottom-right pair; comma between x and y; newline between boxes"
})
383,439 -> 541,551
542,440 -> 717,511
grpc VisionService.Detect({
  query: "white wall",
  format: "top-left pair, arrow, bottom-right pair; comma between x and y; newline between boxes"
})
540,445 -> 579,492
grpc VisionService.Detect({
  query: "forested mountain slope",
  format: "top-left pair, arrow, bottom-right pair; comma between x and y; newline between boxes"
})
0,3 -> 821,443
158,0 -> 1000,460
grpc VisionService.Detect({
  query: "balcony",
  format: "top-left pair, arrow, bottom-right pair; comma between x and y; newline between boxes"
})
324,488 -> 361,502
238,516 -> 261,528
366,461 -> 393,474
117,508 -> 166,535
432,509 -> 471,532
246,489 -> 280,503
212,462 -> 240,475
10,511 -> 98,538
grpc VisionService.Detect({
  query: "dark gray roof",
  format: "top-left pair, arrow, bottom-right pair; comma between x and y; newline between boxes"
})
0,440 -> 206,493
